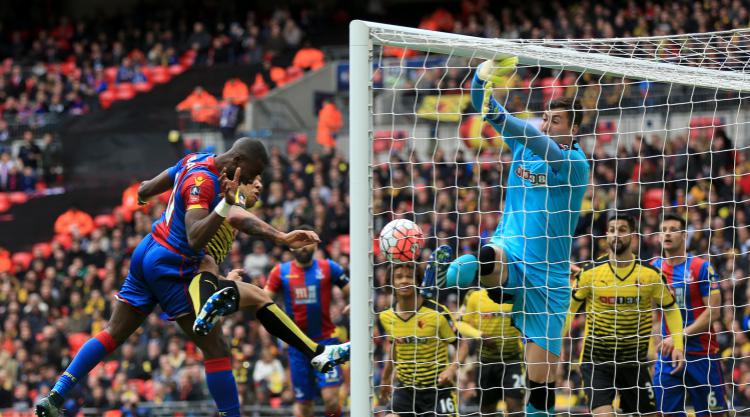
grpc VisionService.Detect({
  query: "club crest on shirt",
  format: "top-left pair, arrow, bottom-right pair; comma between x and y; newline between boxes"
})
515,166 -> 547,185
190,185 -> 200,196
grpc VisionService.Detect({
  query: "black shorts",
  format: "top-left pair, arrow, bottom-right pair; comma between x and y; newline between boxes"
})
390,385 -> 458,417
477,361 -> 524,407
580,363 -> 657,414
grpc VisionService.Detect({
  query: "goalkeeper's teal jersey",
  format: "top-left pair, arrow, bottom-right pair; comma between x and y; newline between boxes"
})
492,133 -> 589,279
471,73 -> 590,280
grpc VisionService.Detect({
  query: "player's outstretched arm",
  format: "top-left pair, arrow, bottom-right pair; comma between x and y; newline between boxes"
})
227,208 -> 320,249
472,59 -> 568,166
137,169 -> 175,204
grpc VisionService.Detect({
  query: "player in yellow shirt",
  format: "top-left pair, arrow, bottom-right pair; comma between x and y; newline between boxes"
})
567,213 -> 685,417
378,262 -> 467,417
460,289 -> 524,417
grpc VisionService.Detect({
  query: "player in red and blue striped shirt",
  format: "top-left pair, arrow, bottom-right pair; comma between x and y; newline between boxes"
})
651,213 -> 728,417
266,229 -> 350,417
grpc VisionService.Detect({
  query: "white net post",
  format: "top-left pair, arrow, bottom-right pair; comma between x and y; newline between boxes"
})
349,20 -> 374,417
351,20 -> 749,416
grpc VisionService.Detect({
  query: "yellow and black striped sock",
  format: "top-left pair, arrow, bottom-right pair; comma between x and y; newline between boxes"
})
256,303 -> 323,359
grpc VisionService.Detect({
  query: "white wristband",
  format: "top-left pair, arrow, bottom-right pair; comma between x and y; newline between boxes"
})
214,199 -> 231,218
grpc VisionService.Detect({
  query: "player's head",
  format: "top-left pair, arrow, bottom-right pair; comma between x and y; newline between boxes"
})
389,262 -> 422,299
606,212 -> 636,255
238,175 -> 263,208
222,137 -> 269,184
291,224 -> 317,266
660,213 -> 687,253
541,97 -> 582,143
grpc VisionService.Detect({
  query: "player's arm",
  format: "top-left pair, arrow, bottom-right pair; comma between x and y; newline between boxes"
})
472,59 -> 569,167
437,308 -> 461,386
378,315 -> 394,404
227,208 -> 320,249
264,265 -> 281,298
563,266 -> 589,336
456,291 -> 482,338
682,263 -> 721,337
137,169 -> 174,204
185,168 -> 241,251
686,290 -> 721,337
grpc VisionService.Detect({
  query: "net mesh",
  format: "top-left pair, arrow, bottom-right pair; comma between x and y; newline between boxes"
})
366,25 -> 749,416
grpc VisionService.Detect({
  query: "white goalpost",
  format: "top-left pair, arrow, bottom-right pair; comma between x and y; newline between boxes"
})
350,20 -> 748,416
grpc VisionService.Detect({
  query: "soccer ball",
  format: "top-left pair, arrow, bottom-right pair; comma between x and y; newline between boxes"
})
379,219 -> 423,263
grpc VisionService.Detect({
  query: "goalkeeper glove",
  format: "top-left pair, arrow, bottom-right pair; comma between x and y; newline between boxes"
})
476,56 -> 519,84
476,57 -> 518,123
420,245 -> 453,298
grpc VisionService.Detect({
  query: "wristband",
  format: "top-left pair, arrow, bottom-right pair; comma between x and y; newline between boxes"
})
214,199 -> 231,218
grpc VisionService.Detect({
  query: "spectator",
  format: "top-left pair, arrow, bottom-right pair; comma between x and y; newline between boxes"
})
54,205 -> 95,237
0,370 -> 13,409
219,98 -> 241,141
41,133 -> 63,185
0,120 -> 10,153
292,40 -> 325,71
316,99 -> 343,148
187,22 -> 212,64
222,78 -> 250,106
18,130 -> 41,170
252,344 -> 285,405
243,241 -> 270,279
176,86 -> 219,125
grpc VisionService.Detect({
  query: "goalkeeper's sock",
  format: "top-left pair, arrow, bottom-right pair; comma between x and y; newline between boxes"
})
256,303 -> 323,359
53,330 -> 119,398
525,403 -> 554,417
205,357 -> 241,417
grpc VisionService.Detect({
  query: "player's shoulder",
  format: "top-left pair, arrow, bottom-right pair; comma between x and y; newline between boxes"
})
637,259 -> 662,274
636,260 -> 664,282
581,256 -> 608,273
422,298 -> 451,315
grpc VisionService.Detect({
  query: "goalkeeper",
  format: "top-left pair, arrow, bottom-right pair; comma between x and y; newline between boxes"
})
455,57 -> 590,417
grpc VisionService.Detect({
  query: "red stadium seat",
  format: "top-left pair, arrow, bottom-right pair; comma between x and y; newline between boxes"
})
169,64 -> 185,75
104,360 -> 119,379
270,66 -> 287,88
115,83 -> 136,100
94,214 -> 115,229
151,67 -> 171,84
134,81 -> 153,93
104,67 -> 118,84
643,188 -> 664,209
33,242 -> 52,258
68,332 -> 90,356
286,66 -> 303,82
104,410 -> 122,417
53,233 -> 73,249
337,234 -> 351,255
12,252 -> 32,270
596,120 -> 617,144
99,90 -> 116,109
8,191 -> 28,205
129,378 -> 146,396
250,74 -> 269,98
0,193 -> 10,213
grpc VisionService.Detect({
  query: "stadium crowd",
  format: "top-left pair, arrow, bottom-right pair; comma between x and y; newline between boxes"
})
419,0 -> 749,40
0,7 -> 325,141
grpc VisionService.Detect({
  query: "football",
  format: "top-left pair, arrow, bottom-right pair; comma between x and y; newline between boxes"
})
379,218 -> 423,263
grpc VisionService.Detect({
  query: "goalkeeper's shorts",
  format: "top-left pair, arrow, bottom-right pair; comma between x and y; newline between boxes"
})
486,242 -> 570,357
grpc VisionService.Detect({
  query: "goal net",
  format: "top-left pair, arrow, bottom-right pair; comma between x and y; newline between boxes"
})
349,21 -> 749,416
